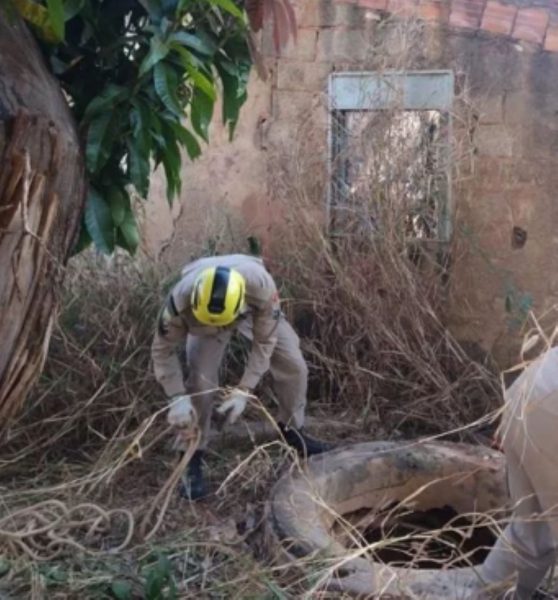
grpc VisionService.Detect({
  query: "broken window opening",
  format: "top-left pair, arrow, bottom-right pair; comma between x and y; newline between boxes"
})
328,72 -> 454,245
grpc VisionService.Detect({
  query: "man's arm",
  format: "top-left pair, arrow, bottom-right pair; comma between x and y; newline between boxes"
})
239,287 -> 281,390
151,293 -> 188,397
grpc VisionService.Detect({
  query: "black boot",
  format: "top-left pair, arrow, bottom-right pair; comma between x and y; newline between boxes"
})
178,450 -> 208,500
278,423 -> 334,458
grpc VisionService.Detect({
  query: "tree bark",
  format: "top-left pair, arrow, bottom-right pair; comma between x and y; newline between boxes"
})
0,14 -> 85,427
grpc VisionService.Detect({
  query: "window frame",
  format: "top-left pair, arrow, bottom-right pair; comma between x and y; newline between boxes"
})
327,70 -> 455,243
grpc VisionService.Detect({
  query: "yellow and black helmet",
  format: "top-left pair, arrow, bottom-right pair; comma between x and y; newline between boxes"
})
191,266 -> 246,326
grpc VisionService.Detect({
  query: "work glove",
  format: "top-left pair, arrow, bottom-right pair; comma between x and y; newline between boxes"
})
167,394 -> 196,428
217,388 -> 250,424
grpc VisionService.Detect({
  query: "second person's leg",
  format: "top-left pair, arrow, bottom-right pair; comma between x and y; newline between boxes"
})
269,318 -> 332,456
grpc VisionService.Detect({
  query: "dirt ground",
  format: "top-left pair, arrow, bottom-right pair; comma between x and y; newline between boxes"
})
0,412 -> 369,599
0,249 -> 502,599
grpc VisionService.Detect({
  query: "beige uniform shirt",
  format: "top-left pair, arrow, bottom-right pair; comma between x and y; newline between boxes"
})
499,346 -> 558,440
151,254 -> 281,397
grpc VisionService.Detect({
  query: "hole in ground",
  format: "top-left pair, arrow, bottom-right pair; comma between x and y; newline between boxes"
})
346,505 -> 496,569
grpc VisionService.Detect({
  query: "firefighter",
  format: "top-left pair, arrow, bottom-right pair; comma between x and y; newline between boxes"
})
479,346 -> 558,599
152,254 -> 332,499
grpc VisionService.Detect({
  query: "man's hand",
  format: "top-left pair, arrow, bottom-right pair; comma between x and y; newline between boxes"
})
217,388 -> 251,424
167,394 -> 196,428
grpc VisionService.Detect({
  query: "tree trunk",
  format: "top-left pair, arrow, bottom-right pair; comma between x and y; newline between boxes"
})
0,14 -> 85,427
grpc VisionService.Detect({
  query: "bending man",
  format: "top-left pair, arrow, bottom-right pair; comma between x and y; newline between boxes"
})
151,253 -> 331,499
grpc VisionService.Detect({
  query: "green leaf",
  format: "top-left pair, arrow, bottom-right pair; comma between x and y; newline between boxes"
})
141,0 -> 164,24
216,50 -> 250,139
143,555 -> 175,600
140,36 -> 170,76
131,99 -> 151,138
110,579 -> 132,600
13,0 -> 57,43
64,0 -> 84,20
186,64 -> 216,101
129,100 -> 153,196
118,204 -> 140,255
190,89 -> 214,142
219,70 -> 239,130
159,121 -> 182,203
153,62 -> 182,116
162,140 -> 181,203
148,110 -> 166,153
229,89 -> 247,139
84,85 -> 128,119
127,138 -> 151,197
109,187 -> 127,226
211,0 -> 243,19
164,119 -> 201,160
86,113 -> 112,173
145,567 -> 165,600
169,31 -> 216,56
85,188 -> 115,254
217,59 -> 249,139
161,0 -> 178,16
217,58 -> 239,77
47,0 -> 65,41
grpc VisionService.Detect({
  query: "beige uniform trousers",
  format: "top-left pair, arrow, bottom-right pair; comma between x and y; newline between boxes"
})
186,315 -> 307,448
480,349 -> 558,599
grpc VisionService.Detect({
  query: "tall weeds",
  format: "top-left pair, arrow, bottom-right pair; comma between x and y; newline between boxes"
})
266,97 -> 500,437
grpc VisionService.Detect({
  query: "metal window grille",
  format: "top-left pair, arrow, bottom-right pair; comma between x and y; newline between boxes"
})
327,71 -> 454,243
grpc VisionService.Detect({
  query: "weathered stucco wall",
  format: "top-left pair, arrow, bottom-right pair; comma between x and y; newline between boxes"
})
142,75 -> 274,262
149,0 -> 558,367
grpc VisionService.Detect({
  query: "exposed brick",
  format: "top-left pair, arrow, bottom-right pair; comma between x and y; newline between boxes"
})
512,7 -> 549,44
276,60 -> 332,92
272,90 -> 317,121
544,25 -> 558,51
480,1 -> 517,36
316,27 -> 369,62
417,0 -> 449,22
478,96 -> 504,124
297,0 -> 325,27
298,0 -> 351,27
279,27 -> 319,60
449,0 -> 486,29
476,125 -> 514,157
503,91 -> 527,125
388,0 -> 418,17
475,157 -> 513,190
357,0 -> 389,11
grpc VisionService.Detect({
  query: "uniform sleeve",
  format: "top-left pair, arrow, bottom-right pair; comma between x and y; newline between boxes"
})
239,285 -> 281,390
151,292 -> 188,397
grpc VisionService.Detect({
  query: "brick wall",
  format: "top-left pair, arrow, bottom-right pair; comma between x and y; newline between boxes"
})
335,0 -> 558,50
156,0 -> 558,366
272,1 -> 558,365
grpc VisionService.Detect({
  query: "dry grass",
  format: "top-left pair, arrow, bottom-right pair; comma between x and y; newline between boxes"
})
0,252 -> 345,599
0,16 -> 515,597
0,236 -> 503,598
265,100 -> 501,441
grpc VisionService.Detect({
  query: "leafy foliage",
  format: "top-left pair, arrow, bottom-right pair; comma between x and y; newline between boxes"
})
15,0 -> 252,254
